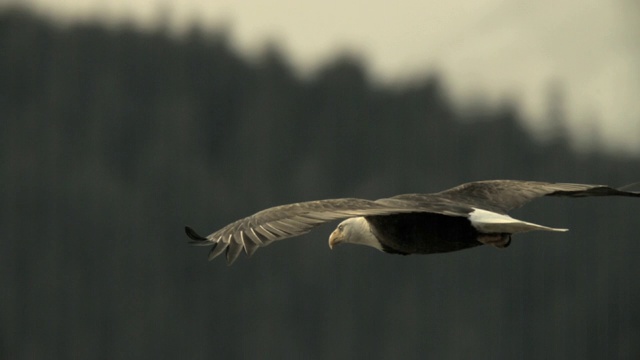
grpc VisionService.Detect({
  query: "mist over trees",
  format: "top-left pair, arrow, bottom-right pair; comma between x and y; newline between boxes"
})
1,8 -> 639,359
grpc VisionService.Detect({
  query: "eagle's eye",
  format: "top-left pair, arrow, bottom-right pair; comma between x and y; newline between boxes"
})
338,224 -> 344,231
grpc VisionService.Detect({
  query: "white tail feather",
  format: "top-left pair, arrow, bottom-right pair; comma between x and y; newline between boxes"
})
469,208 -> 568,234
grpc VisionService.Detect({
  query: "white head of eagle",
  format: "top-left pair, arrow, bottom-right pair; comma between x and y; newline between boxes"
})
328,217 -> 383,251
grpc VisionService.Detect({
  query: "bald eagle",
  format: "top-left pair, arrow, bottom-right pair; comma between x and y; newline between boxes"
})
186,180 -> 639,265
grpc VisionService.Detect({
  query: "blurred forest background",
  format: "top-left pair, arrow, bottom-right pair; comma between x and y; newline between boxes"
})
1,7 -> 639,359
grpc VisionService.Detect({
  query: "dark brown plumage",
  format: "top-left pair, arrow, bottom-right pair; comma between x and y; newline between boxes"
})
186,180 -> 639,265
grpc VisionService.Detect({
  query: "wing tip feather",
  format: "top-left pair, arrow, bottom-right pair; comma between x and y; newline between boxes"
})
618,182 -> 640,194
185,226 -> 207,240
186,226 -> 216,246
207,243 -> 228,261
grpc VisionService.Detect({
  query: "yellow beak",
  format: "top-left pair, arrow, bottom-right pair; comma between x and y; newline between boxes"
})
328,230 -> 342,250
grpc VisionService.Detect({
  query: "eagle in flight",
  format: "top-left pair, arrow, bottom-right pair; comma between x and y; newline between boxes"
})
186,180 -> 639,265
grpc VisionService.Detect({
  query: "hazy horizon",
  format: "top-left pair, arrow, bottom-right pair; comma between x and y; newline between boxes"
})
11,0 -> 640,153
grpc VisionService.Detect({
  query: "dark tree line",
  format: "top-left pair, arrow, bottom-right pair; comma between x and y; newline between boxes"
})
1,8 -> 639,359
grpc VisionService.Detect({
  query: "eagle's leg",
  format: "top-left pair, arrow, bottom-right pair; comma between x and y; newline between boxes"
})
478,233 -> 512,248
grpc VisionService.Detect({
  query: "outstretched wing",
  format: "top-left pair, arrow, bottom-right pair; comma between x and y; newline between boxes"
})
186,197 -> 472,264
187,180 -> 639,264
434,180 -> 640,213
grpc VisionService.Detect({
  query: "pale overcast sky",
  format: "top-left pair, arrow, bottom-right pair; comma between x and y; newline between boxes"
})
14,0 -> 640,152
